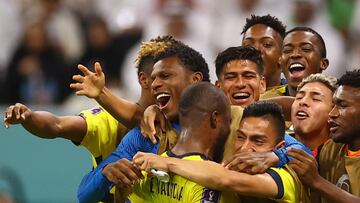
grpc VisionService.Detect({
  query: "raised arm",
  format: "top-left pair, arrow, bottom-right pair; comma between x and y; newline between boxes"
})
70,62 -> 143,128
3,103 -> 86,143
133,152 -> 278,198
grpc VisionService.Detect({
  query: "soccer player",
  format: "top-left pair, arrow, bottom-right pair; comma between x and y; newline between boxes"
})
241,14 -> 287,96
3,35 -> 176,201
114,82 -> 239,202
134,101 -> 309,202
280,27 -> 329,96
77,39 -> 210,202
291,74 -> 337,157
288,70 -> 360,203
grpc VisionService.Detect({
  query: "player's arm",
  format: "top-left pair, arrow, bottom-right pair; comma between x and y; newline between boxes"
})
3,103 -> 86,143
133,152 -> 278,198
70,62 -> 143,129
288,148 -> 360,203
264,96 -> 294,121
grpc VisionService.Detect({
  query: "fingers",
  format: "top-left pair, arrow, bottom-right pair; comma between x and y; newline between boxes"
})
287,148 -> 314,163
69,82 -> 82,90
94,62 -> 103,76
159,113 -> 166,133
77,64 -> 92,76
72,74 -> 85,83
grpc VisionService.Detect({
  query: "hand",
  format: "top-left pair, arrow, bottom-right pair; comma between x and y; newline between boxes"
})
114,184 -> 133,203
3,103 -> 32,128
287,148 -> 321,188
223,151 -> 278,174
133,152 -> 169,172
140,105 -> 166,144
102,158 -> 143,188
70,62 -> 105,98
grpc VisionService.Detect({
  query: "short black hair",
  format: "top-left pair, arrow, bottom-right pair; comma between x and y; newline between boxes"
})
154,40 -> 210,82
179,82 -> 229,118
285,27 -> 327,58
242,101 -> 285,142
241,14 -> 286,39
215,46 -> 264,79
338,69 -> 360,88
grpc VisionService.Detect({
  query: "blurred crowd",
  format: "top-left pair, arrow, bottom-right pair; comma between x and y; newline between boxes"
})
0,0 -> 359,105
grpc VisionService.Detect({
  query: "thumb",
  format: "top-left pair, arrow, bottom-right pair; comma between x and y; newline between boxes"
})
95,62 -> 103,76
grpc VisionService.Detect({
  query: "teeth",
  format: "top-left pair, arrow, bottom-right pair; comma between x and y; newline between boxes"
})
233,92 -> 250,97
156,93 -> 170,101
297,111 -> 308,117
289,63 -> 304,70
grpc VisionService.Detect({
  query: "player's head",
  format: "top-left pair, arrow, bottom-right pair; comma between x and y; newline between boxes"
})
280,27 -> 329,95
215,46 -> 266,107
241,14 -> 286,84
135,35 -> 177,89
328,70 -> 360,145
235,101 -> 285,153
151,40 -> 209,121
292,74 -> 337,139
179,82 -> 231,163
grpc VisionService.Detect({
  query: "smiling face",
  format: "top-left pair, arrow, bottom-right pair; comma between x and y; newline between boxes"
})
281,31 -> 328,92
291,82 -> 333,137
242,24 -> 283,83
235,116 -> 280,152
151,56 -> 199,121
328,86 -> 360,144
215,60 -> 265,107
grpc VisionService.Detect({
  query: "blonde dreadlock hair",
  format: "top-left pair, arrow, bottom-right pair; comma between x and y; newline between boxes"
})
135,35 -> 176,75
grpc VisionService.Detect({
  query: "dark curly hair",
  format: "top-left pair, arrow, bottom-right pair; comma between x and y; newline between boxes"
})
241,14 -> 286,38
285,27 -> 327,58
338,69 -> 360,88
154,40 -> 210,82
215,46 -> 264,79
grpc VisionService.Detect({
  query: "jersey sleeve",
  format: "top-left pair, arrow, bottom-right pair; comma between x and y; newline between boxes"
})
266,167 -> 298,202
273,133 -> 312,167
78,107 -> 120,158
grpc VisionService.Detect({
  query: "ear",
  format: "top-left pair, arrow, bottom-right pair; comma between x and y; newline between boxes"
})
191,72 -> 203,83
210,111 -> 218,129
274,140 -> 285,149
138,72 -> 150,89
260,76 -> 266,94
319,58 -> 329,72
215,80 -> 222,89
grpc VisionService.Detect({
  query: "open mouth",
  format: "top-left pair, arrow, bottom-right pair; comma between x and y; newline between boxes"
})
328,120 -> 339,132
296,111 -> 309,120
289,63 -> 305,77
232,92 -> 250,100
156,93 -> 171,108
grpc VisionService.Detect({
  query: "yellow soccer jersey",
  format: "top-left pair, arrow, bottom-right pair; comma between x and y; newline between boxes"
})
129,151 -> 240,203
79,106 -> 128,167
266,167 -> 300,203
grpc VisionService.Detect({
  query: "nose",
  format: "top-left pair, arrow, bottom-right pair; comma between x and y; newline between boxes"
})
240,139 -> 254,152
329,105 -> 339,119
299,95 -> 310,107
151,77 -> 162,91
290,47 -> 301,58
234,76 -> 246,89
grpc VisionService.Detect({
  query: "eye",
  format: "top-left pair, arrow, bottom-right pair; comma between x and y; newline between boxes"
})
263,43 -> 273,48
283,47 -> 293,54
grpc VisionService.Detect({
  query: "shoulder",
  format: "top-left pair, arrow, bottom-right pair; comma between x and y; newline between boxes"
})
267,167 -> 298,201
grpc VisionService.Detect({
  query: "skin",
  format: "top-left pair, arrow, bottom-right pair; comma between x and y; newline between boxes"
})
328,86 -> 360,151
292,82 -> 333,150
151,56 -> 202,121
242,24 -> 283,88
280,31 -> 329,96
215,60 -> 266,108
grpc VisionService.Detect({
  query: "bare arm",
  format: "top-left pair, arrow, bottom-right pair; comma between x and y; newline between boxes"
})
265,96 -> 294,121
133,152 -> 278,198
4,103 -> 86,143
288,148 -> 360,203
70,62 -> 142,129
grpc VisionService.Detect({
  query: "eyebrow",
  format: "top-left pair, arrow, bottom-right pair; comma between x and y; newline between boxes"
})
298,90 -> 324,96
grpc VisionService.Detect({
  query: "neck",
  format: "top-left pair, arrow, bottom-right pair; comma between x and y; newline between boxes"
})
288,85 -> 297,97
266,72 -> 281,88
295,127 -> 329,150
348,138 -> 360,151
171,127 -> 215,160
137,89 -> 154,108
